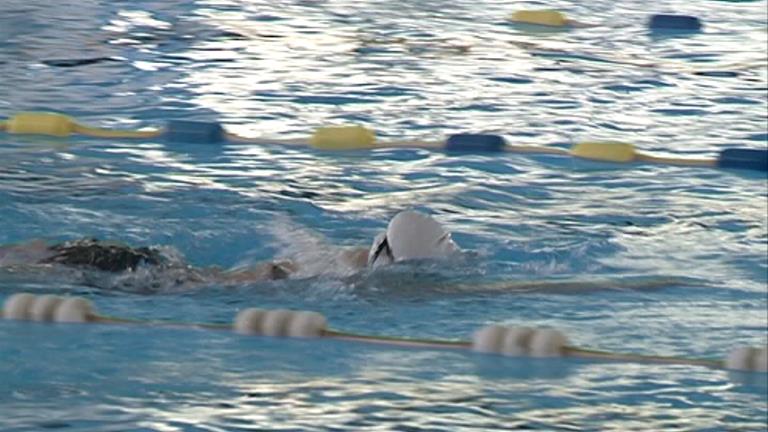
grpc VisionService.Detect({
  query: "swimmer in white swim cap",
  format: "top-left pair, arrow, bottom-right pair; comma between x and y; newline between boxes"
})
0,210 -> 457,291
366,210 -> 459,268
0,213 -> 689,294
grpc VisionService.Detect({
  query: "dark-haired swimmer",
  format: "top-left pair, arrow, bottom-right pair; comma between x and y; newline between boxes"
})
0,211 -> 459,291
0,237 -> 299,288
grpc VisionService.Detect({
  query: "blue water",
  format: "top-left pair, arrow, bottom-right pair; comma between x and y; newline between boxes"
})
1,0 -> 767,430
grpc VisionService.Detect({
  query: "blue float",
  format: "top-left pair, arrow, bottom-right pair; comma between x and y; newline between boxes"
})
445,134 -> 506,152
164,120 -> 225,144
717,148 -> 768,172
648,14 -> 703,32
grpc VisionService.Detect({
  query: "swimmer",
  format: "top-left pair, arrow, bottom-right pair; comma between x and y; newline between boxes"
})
0,211 -> 695,294
0,210 -> 459,291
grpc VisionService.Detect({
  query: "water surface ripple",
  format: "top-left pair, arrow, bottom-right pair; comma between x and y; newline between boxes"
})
0,0 -> 766,430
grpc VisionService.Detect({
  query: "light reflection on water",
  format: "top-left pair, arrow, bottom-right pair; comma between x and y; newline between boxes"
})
0,0 -> 766,430
1,323 -> 766,431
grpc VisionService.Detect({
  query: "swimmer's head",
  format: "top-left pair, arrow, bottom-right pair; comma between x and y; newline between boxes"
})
367,210 -> 458,267
43,239 -> 163,273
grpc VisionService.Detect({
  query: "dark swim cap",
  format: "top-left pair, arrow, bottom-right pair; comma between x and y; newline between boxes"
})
43,239 -> 163,272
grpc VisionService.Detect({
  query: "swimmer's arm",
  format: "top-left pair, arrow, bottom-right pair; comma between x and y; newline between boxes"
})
208,261 -> 298,284
204,248 -> 369,285
0,239 -> 54,265
340,248 -> 369,269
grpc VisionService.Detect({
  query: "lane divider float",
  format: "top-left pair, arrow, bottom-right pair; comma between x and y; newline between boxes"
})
506,10 -> 764,75
508,10 -> 703,33
352,11 -> 760,76
4,111 -> 161,139
2,112 -> 766,172
2,293 -> 766,373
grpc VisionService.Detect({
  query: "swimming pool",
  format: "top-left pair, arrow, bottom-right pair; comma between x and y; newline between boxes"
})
1,0 -> 767,430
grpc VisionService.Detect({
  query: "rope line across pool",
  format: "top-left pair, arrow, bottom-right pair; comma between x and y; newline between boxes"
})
1,293 -> 766,373
2,111 -> 766,172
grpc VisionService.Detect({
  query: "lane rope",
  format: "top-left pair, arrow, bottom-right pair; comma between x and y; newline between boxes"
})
1,293 -> 766,373
2,112 -> 765,172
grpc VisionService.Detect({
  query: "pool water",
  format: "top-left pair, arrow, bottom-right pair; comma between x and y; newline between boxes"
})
1,0 -> 767,430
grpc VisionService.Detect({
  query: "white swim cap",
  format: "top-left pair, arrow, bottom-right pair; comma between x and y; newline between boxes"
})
367,210 -> 458,267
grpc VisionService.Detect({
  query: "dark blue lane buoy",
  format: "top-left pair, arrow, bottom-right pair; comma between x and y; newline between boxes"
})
717,148 -> 768,172
164,120 -> 225,144
445,134 -> 506,152
649,14 -> 703,32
